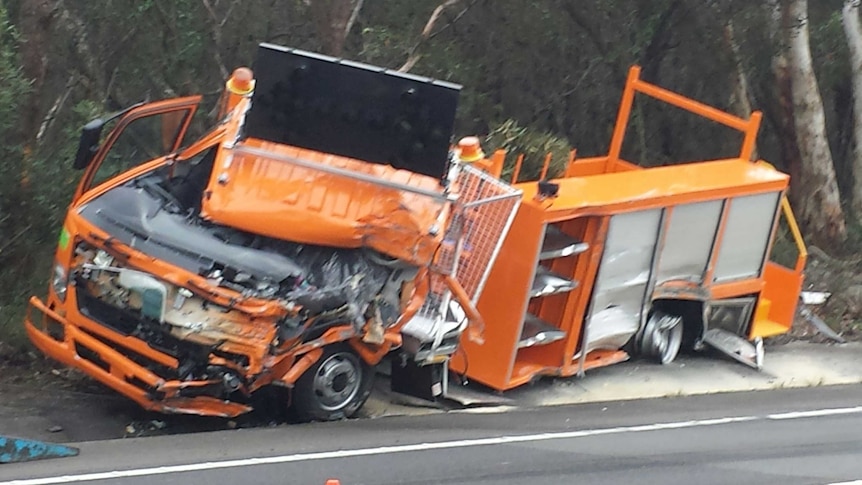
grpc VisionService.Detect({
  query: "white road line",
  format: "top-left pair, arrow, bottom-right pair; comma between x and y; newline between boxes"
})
767,406 -> 862,420
4,406 -> 862,485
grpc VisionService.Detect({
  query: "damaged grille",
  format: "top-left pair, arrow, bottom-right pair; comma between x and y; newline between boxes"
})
77,289 -> 141,337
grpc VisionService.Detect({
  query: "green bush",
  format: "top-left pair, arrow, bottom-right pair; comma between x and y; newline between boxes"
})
0,4 -> 33,350
483,119 -> 571,183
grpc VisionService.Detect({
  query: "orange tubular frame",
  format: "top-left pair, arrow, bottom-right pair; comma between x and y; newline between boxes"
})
606,66 -> 763,169
781,196 -> 808,273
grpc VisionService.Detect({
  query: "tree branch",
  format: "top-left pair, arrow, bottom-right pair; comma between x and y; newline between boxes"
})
202,0 -> 229,78
36,78 -> 74,146
345,0 -> 364,38
398,0 -> 476,72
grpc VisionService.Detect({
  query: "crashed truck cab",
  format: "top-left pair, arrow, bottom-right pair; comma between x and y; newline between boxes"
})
25,43 -> 520,420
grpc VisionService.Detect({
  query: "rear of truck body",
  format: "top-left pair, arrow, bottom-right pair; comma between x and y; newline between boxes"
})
451,66 -> 806,391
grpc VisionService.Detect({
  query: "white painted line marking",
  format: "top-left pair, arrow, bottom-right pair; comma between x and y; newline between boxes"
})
4,406 -> 862,485
767,406 -> 862,420
825,481 -> 862,485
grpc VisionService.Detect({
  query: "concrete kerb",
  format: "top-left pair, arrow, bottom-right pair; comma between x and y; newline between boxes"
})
518,341 -> 862,408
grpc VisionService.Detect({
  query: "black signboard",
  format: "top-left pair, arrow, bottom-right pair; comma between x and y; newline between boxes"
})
244,43 -> 461,180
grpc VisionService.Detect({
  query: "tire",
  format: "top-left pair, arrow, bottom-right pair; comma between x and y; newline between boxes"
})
291,344 -> 375,422
638,310 -> 683,365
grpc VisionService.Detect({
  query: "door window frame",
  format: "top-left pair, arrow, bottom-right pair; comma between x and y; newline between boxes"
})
74,96 -> 202,201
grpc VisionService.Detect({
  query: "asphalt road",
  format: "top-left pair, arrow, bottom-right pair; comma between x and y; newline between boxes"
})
3,385 -> 862,485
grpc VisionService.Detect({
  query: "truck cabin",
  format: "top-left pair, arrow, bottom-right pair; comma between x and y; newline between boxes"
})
25,44 -> 520,420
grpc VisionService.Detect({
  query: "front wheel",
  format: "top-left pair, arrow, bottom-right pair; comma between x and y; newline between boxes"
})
291,344 -> 375,422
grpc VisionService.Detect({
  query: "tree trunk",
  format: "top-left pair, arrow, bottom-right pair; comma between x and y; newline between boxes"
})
16,0 -> 57,189
724,20 -> 757,160
843,0 -> 862,217
309,0 -> 363,56
785,0 -> 847,245
767,0 -> 803,203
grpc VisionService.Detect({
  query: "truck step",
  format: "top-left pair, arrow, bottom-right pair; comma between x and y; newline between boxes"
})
539,226 -> 589,260
530,266 -> 578,298
518,313 -> 566,348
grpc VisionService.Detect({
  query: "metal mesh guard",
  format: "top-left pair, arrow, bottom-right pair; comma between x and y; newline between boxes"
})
432,163 -> 522,304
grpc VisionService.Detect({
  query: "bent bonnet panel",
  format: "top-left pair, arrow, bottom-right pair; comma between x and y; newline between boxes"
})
200,139 -> 447,265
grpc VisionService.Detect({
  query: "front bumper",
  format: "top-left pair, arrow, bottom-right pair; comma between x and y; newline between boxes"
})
25,296 -> 251,417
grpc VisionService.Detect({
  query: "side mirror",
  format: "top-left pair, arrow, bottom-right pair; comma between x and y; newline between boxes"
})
72,119 -> 105,170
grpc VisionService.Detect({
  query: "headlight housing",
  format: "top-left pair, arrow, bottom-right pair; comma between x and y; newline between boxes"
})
51,264 -> 68,302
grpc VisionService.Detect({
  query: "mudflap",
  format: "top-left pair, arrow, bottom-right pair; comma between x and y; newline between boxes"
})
702,328 -> 764,370
0,436 -> 79,463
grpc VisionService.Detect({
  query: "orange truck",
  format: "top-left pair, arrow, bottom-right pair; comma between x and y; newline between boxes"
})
25,43 -> 805,419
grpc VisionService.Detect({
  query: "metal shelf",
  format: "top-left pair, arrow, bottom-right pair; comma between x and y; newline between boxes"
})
518,313 -> 566,348
530,266 -> 578,298
539,226 -> 588,260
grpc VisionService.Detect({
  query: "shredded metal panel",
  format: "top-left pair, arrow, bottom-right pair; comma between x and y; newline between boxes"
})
245,44 -> 461,180
531,266 -> 578,298
702,328 -> 762,369
586,209 -> 663,353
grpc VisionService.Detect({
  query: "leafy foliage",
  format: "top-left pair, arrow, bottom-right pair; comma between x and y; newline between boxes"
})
484,119 -> 571,182
0,3 -> 33,346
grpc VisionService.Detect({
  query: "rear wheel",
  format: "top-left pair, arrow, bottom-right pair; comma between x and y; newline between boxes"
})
639,310 -> 683,365
292,344 -> 375,422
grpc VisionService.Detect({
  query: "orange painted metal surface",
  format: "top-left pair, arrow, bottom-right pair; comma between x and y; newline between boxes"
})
200,137 -> 447,266
752,262 -> 803,337
454,65 -> 804,392
27,297 -> 252,417
519,159 -> 787,218
450,202 -> 545,390
29,60 -> 807,411
28,76 -> 458,416
751,198 -> 807,338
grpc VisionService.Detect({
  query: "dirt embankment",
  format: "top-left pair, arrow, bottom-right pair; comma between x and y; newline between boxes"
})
768,246 -> 862,345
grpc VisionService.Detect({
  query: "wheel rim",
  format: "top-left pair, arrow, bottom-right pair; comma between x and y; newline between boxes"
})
642,312 -> 683,365
312,352 -> 362,411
